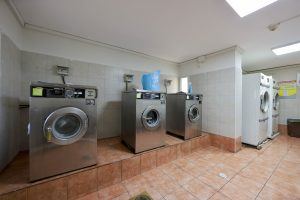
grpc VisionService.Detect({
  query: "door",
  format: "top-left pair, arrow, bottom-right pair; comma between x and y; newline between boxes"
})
188,104 -> 200,123
141,106 -> 161,130
273,92 -> 279,111
260,90 -> 270,113
43,107 -> 88,145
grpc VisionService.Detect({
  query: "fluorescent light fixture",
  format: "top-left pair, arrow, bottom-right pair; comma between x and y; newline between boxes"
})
272,42 -> 300,56
226,0 -> 278,17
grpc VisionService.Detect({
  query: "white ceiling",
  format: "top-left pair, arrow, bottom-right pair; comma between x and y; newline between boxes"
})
12,0 -> 300,70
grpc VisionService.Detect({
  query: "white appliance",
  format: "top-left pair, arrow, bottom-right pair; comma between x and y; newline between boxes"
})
242,73 -> 271,149
268,78 -> 280,139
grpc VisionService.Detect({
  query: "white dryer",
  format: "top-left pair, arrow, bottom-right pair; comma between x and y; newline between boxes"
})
268,79 -> 280,139
242,73 -> 271,148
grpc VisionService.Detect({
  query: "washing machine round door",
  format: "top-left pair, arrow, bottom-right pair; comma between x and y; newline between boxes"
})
43,107 -> 88,145
273,93 -> 279,111
188,104 -> 200,123
141,106 -> 161,130
260,90 -> 270,113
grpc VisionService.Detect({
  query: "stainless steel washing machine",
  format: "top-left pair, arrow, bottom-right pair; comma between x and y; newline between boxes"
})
121,90 -> 166,153
29,82 -> 97,181
166,93 -> 202,140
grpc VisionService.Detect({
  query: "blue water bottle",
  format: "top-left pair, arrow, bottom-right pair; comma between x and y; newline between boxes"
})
188,82 -> 193,93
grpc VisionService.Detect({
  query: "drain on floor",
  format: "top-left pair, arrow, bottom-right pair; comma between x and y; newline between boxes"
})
130,192 -> 153,200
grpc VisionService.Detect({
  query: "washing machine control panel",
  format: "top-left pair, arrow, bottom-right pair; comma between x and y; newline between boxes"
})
31,86 -> 97,99
186,94 -> 203,103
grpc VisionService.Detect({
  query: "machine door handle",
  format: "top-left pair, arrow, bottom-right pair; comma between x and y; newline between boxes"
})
259,117 -> 269,122
45,127 -> 52,142
272,114 -> 279,118
143,117 -> 153,120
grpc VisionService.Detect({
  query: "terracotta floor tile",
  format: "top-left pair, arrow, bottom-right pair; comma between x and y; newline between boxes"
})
182,178 -> 216,200
239,164 -> 273,185
122,175 -> 149,191
277,160 -> 300,175
0,189 -> 27,200
266,175 -> 300,197
173,158 -> 205,177
142,168 -> 181,196
210,163 -> 236,180
75,192 -> 99,200
209,192 -> 231,200
162,166 -> 193,186
28,178 -> 68,200
68,168 -> 98,200
190,158 -> 216,171
140,151 -> 157,173
150,179 -> 181,197
111,192 -> 130,200
98,183 -> 127,200
164,187 -> 197,200
121,156 -> 141,180
221,174 -> 264,200
142,168 -> 165,183
220,182 -> 255,200
123,175 -> 163,200
3,134 -> 300,200
98,162 -> 122,189
197,164 -> 235,190
222,156 -> 250,172
198,173 -> 227,191
257,185 -> 297,200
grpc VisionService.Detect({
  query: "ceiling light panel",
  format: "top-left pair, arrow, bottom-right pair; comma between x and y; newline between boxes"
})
272,42 -> 300,56
226,0 -> 278,17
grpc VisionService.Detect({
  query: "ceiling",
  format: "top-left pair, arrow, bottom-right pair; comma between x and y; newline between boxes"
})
12,0 -> 300,70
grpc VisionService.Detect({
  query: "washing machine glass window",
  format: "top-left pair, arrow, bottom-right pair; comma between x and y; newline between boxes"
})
188,104 -> 200,123
43,107 -> 89,145
273,93 -> 279,110
260,91 -> 269,113
142,107 -> 161,130
54,114 -> 81,138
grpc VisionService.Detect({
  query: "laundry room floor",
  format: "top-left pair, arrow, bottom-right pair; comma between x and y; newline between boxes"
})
78,134 -> 300,200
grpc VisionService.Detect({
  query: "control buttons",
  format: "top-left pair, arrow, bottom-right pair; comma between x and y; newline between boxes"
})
65,89 -> 74,98
86,99 -> 95,105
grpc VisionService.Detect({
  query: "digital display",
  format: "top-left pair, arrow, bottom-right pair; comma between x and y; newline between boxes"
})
32,87 -> 43,97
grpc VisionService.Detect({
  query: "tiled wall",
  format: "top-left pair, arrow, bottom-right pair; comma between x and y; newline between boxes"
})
0,33 -> 21,170
20,51 -> 179,149
261,66 -> 300,125
189,67 -> 238,138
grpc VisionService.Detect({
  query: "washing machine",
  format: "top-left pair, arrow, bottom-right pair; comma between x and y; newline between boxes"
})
29,82 -> 97,181
166,93 -> 202,140
242,73 -> 271,148
121,90 -> 166,153
269,79 -> 280,138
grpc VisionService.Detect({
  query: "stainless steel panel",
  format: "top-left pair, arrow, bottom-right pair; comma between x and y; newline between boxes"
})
121,92 -> 136,149
135,99 -> 165,153
29,86 -> 97,182
121,91 -> 165,153
166,93 -> 202,140
185,99 -> 202,140
166,94 -> 186,137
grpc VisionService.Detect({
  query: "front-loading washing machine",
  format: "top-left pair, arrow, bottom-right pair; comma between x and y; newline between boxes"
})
121,90 -> 166,153
29,82 -> 97,181
166,93 -> 202,140
242,73 -> 271,148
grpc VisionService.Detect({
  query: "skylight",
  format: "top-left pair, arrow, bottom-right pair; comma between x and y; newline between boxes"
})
226,0 -> 278,17
272,42 -> 300,56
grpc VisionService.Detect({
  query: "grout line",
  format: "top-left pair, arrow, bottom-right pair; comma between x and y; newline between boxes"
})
254,142 -> 290,199
210,138 -> 277,199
